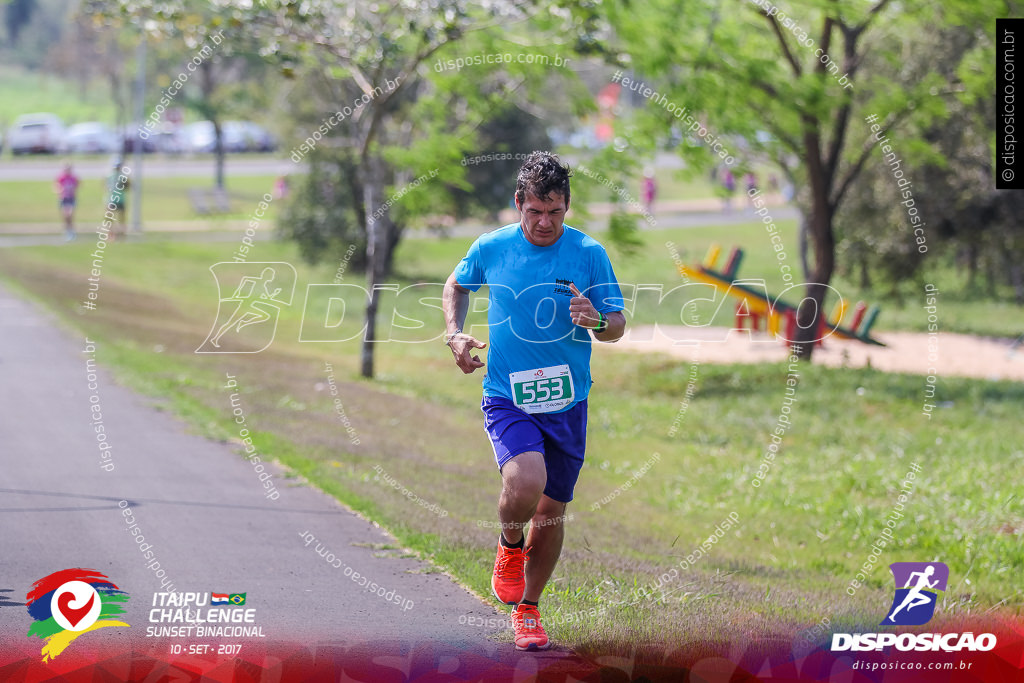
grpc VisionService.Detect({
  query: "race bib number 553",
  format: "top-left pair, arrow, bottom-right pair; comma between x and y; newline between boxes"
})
509,365 -> 574,414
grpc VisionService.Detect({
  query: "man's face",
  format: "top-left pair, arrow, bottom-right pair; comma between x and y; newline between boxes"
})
516,191 -> 568,247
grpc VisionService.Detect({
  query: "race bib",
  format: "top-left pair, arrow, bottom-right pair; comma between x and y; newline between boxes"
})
509,365 -> 574,414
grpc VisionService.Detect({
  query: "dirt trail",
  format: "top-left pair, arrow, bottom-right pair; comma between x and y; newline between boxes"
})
606,325 -> 1024,381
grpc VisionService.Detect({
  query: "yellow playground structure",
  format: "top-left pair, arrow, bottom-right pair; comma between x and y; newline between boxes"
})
678,244 -> 884,347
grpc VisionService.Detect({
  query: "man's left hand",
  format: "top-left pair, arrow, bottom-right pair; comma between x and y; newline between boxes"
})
568,282 -> 602,329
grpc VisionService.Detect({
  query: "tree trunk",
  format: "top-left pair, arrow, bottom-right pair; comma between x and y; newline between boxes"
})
213,118 -> 225,190
985,254 -> 997,298
964,244 -> 978,291
383,222 -> 403,276
859,252 -> 871,290
798,211 -> 811,283
1007,255 -> 1024,305
361,155 -> 386,378
199,61 -> 225,190
791,145 -> 835,361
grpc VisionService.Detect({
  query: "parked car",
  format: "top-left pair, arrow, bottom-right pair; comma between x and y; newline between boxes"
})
182,120 -> 277,154
149,128 -> 186,154
182,121 -> 214,153
7,113 -> 65,155
120,123 -> 159,154
183,120 -> 249,153
61,122 -> 119,154
238,121 -> 278,152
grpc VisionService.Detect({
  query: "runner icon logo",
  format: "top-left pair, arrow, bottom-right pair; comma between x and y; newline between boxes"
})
197,262 -> 297,354
883,561 -> 949,626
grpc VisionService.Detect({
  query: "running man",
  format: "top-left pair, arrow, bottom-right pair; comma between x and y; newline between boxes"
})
442,151 -> 626,651
887,564 -> 938,622
55,164 -> 80,241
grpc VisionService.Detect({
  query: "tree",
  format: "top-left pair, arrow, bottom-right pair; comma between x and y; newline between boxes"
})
837,18 -> 1024,303
447,103 -> 553,221
50,10 -> 132,130
4,0 -> 36,44
95,0 -> 273,189
251,0 -> 585,378
2,0 -> 66,70
571,0 -> 998,358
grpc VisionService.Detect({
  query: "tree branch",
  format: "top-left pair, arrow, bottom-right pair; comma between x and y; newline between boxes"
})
830,109 -> 913,209
764,120 -> 802,157
823,24 -> 855,188
830,138 -> 875,212
763,12 -> 803,77
853,0 -> 893,36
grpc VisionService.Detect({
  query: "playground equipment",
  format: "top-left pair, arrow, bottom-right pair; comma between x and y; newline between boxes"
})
678,244 -> 884,347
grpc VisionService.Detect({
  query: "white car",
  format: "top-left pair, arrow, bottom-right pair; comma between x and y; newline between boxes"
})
8,113 -> 65,155
183,120 -> 250,153
61,122 -> 120,154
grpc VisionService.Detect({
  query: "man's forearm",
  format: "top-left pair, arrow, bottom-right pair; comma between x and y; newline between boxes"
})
593,311 -> 626,343
443,274 -> 471,336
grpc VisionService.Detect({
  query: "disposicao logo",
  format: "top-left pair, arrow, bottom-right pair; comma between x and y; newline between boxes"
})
831,561 -> 996,653
196,262 -> 297,353
882,561 -> 948,626
26,569 -> 130,662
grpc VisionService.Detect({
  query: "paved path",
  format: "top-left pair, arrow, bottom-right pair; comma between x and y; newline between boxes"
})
0,282 -> 592,678
0,156 -> 296,182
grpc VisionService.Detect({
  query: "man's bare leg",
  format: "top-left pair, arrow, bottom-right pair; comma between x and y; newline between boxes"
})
523,494 -> 566,602
498,451 -> 545,544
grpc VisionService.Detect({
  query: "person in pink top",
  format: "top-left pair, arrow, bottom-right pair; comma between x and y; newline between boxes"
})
55,164 -> 80,241
642,170 -> 656,216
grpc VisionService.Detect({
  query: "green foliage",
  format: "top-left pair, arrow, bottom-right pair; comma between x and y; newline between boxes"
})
561,0 -> 1016,356
836,16 -> 1023,300
251,0 -> 589,275
278,150 -> 366,269
1,0 -> 60,69
606,210 -> 644,258
444,104 -> 553,220
4,0 -> 37,43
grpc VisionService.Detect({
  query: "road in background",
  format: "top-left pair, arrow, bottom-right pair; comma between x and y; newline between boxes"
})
0,156 -> 297,182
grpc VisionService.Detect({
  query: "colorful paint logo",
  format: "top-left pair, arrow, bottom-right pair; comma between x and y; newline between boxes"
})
882,562 -> 949,626
26,569 -> 130,661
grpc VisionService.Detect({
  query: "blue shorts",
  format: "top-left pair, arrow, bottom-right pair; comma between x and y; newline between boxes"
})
481,396 -> 587,503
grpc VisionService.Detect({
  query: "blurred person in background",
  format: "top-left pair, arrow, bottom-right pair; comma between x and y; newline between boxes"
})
54,163 -> 80,241
720,167 -> 736,212
107,161 -> 130,241
642,169 -> 657,215
744,172 -> 758,209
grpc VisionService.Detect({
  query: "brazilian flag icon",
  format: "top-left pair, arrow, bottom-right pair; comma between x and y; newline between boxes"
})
228,593 -> 246,605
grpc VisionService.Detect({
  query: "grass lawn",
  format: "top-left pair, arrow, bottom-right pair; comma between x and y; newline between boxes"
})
1,226 -> 1020,662
403,217 -> 1024,339
0,174 -> 280,225
0,65 -> 118,129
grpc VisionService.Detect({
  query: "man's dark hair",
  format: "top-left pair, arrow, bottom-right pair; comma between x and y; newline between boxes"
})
515,151 -> 572,206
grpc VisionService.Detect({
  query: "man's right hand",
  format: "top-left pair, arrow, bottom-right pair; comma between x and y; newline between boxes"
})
448,333 -> 487,374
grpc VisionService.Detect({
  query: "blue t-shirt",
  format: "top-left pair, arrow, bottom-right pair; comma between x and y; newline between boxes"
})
453,223 -> 624,412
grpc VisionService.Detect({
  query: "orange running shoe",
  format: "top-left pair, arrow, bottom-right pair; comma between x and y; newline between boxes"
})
491,539 -> 528,604
511,603 -> 550,651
